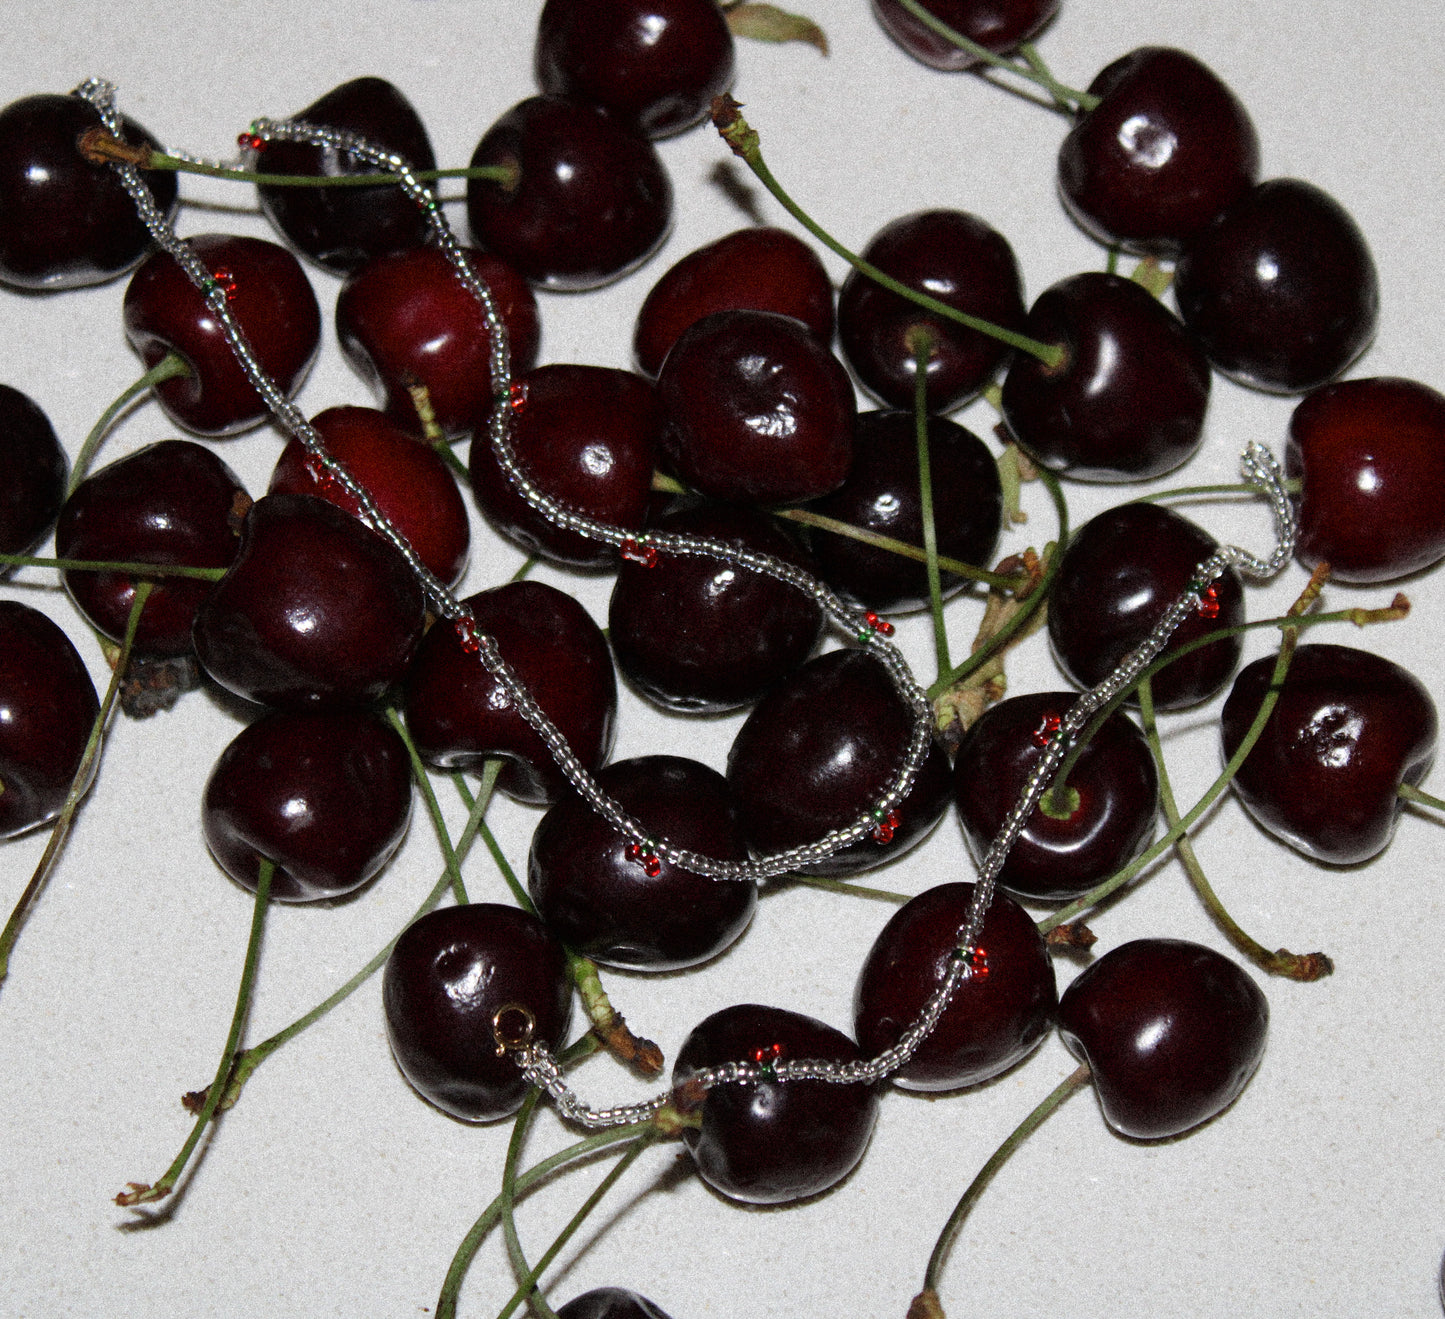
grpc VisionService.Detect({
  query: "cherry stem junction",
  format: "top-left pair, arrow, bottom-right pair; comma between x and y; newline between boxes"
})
1398,782 -> 1445,814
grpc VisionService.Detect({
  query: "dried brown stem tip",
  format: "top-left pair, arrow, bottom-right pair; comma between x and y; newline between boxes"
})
907,1287 -> 946,1319
711,94 -> 758,158
1045,921 -> 1097,951
77,125 -> 150,167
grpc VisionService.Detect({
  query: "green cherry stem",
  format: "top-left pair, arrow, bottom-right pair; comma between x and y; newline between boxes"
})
387,709 -> 468,904
910,326 -> 952,682
785,873 -> 911,904
711,95 -> 1063,368
69,352 -> 191,494
1397,782 -> 1445,813
116,856 -> 274,1207
1134,478 -> 1302,504
0,552 -> 226,580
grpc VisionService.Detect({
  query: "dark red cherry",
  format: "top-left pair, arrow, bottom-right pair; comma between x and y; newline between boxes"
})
658,309 -> 855,505
871,0 -> 1059,71
607,501 -> 823,713
1057,938 -> 1268,1140
1286,377 -> 1445,583
269,405 -> 470,587
336,244 -> 540,440
528,755 -> 756,971
1047,502 -> 1244,710
952,691 -> 1159,903
383,903 -> 573,1122
556,1290 -> 674,1319
56,440 -> 248,658
1057,48 -> 1259,252
0,384 -> 67,559
202,708 -> 412,901
0,602 -> 99,839
673,1003 -> 878,1204
805,409 -> 1002,612
634,226 -> 833,379
466,96 -> 672,291
837,209 -> 1027,413
1221,644 -> 1436,866
536,0 -> 735,138
402,580 -> 616,805
0,93 -> 178,291
469,364 -> 661,568
255,76 -> 436,274
1000,271 -> 1210,482
192,492 -> 426,709
1173,178 -> 1379,394
854,882 -> 1056,1090
123,233 -> 322,436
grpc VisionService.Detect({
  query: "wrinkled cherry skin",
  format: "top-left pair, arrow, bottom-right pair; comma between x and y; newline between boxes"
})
0,93 -> 178,291
806,409 -> 1002,613
123,233 -> 322,437
1287,377 -> 1445,583
467,96 -> 672,291
871,0 -> 1059,71
469,364 -> 661,568
727,648 -> 952,876
536,0 -> 735,138
838,209 -> 1027,413
1048,503 -> 1244,710
270,405 -> 470,587
0,384 -> 67,558
556,1290 -> 674,1319
403,580 -> 617,805
673,1003 -> 879,1204
383,903 -> 573,1122
633,226 -> 834,378
202,708 -> 413,901
336,245 -> 540,440
256,76 -> 436,274
1058,48 -> 1259,252
0,602 -> 100,839
1173,178 -> 1378,394
192,493 -> 426,710
953,692 -> 1159,903
1057,938 -> 1268,1140
608,502 -> 823,713
658,309 -> 855,505
1221,644 -> 1436,866
1001,272 -> 1209,482
529,756 -> 756,971
854,882 -> 1056,1091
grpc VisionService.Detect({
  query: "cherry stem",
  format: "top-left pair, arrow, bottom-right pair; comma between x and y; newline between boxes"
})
910,327 -> 952,682
710,95 -> 1064,368
1398,782 -> 1445,813
406,382 -> 471,480
0,552 -> 226,580
1137,674 -> 1332,981
917,1062 -> 1092,1299
387,709 -> 468,904
116,856 -> 274,1207
1136,478 -> 1302,504
69,352 -> 190,495
785,873 -> 910,903
0,582 -> 152,987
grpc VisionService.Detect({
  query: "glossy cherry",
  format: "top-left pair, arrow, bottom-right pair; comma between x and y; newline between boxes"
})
1000,271 -> 1210,482
1173,178 -> 1378,394
1057,48 -> 1259,252
805,409 -> 1002,612
535,0 -> 735,138
0,602 -> 99,839
469,364 -> 661,568
1221,644 -> 1436,865
1047,502 -> 1244,710
336,244 -> 540,439
0,92 -> 178,291
871,0 -> 1058,70
1057,938 -> 1268,1139
633,226 -> 834,378
556,1291 -> 675,1319
854,882 -> 1056,1090
528,755 -> 756,971
608,501 -> 823,712
0,384 -> 67,559
1287,377 -> 1445,583
466,95 -> 672,290
953,691 -> 1159,903
673,1003 -> 878,1204
658,309 -> 855,505
123,232 -> 322,436
202,708 -> 412,901
402,580 -> 616,805
383,903 -> 573,1122
192,492 -> 426,709
255,76 -> 435,273
837,209 -> 1027,413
